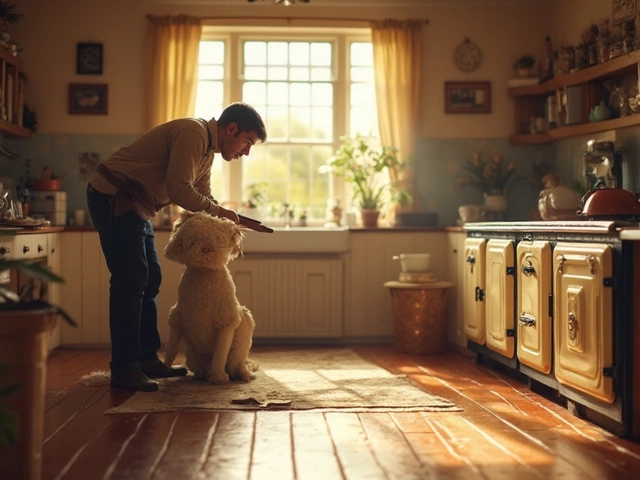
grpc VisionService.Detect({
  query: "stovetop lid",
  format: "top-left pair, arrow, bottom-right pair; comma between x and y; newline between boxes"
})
463,220 -> 638,233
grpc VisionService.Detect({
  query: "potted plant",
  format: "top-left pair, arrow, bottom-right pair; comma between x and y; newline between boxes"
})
0,239 -> 75,479
513,54 -> 536,77
242,181 -> 268,221
322,134 -> 410,227
0,1 -> 22,46
457,151 -> 520,221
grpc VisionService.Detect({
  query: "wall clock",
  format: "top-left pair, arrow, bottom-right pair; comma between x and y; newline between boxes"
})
454,38 -> 481,73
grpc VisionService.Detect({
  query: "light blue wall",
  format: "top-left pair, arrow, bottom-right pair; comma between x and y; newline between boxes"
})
0,134 -> 557,226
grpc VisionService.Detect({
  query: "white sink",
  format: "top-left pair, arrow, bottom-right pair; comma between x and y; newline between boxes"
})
241,227 -> 350,253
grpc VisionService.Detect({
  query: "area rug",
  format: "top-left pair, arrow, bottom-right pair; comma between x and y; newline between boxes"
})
89,348 -> 460,413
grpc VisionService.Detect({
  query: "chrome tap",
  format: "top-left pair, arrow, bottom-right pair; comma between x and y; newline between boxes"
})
281,203 -> 292,228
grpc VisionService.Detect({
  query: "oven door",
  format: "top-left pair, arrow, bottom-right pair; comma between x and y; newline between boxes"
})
517,240 -> 552,374
485,239 -> 515,358
463,238 -> 486,345
554,242 -> 615,404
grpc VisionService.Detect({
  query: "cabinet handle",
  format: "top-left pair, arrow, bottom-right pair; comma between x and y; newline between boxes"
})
519,313 -> 536,327
568,311 -> 578,340
521,254 -> 535,275
466,253 -> 475,273
23,245 -> 30,254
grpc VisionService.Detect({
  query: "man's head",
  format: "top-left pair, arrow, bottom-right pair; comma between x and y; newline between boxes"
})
216,102 -> 267,161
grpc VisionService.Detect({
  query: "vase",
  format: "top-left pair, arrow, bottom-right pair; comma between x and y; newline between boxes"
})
483,194 -> 508,221
360,209 -> 380,228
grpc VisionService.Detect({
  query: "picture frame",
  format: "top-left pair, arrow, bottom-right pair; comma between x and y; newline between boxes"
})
76,42 -> 103,75
612,0 -> 637,25
68,83 -> 108,115
444,81 -> 491,114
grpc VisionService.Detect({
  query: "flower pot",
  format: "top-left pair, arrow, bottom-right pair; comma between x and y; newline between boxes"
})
0,308 -> 57,480
483,194 -> 508,221
360,209 -> 380,228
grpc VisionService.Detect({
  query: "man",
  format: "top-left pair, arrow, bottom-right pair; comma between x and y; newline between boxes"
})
87,102 -> 267,392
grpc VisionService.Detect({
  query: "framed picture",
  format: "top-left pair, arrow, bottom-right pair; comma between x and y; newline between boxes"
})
76,42 -> 103,75
444,81 -> 491,114
612,0 -> 637,25
68,83 -> 108,115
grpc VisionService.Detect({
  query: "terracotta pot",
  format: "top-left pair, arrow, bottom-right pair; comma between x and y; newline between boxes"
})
577,187 -> 640,218
360,209 -> 380,228
0,308 -> 57,480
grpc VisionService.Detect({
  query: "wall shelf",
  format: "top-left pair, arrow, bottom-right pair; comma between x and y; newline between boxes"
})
0,46 -> 30,139
509,49 -> 640,145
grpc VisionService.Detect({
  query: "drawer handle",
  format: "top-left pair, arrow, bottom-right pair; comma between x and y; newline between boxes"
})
568,311 -> 578,340
23,245 -> 30,254
38,244 -> 44,253
519,313 -> 536,327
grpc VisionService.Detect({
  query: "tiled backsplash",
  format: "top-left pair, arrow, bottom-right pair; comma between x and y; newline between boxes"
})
6,132 -> 625,226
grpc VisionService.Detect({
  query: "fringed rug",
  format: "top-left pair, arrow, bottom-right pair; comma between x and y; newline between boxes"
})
80,348 -> 460,413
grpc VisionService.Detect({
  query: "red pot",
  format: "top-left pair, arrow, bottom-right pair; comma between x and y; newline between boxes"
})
577,186 -> 640,218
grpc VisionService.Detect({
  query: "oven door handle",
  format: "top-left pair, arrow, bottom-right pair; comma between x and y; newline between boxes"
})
518,313 -> 536,327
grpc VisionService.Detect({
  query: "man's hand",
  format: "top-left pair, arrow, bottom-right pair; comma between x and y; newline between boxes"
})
217,205 -> 240,223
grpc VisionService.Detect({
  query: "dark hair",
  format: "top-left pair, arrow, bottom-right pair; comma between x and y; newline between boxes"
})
218,102 -> 267,142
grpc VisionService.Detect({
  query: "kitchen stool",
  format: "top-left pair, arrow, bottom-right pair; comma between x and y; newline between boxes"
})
383,280 -> 454,355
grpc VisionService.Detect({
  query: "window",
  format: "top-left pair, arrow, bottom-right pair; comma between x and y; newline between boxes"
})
195,27 -> 378,223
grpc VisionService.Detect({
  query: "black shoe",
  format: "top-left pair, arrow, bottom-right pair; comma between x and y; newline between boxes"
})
141,360 -> 188,379
110,369 -> 159,392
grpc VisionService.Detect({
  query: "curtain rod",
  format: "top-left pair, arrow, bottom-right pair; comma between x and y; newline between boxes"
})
197,16 -> 429,24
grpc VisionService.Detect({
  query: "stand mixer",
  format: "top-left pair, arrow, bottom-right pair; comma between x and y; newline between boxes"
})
582,139 -> 623,190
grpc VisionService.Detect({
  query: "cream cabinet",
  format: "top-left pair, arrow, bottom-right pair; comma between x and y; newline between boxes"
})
446,231 -> 467,347
46,233 -> 61,350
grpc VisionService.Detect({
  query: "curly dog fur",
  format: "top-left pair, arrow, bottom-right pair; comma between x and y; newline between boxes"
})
162,211 -> 256,383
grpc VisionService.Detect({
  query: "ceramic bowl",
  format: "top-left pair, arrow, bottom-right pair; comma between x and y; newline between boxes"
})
392,253 -> 431,272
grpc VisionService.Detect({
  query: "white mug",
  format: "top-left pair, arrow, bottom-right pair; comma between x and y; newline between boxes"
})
458,204 -> 482,223
74,209 -> 86,226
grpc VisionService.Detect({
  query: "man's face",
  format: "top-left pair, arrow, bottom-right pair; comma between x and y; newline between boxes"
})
219,122 -> 260,161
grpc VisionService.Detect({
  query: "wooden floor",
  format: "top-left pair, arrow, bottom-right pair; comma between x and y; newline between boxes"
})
42,344 -> 640,480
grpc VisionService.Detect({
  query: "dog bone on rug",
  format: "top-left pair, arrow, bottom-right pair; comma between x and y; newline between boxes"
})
231,396 -> 292,408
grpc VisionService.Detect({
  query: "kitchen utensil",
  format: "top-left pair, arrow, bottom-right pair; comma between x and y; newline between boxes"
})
238,214 -> 274,233
577,185 -> 640,218
392,253 -> 431,272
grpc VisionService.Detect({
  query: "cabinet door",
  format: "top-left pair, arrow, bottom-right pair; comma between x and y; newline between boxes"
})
446,231 -> 467,347
462,238 -> 486,344
554,242 -> 614,404
60,232 -> 83,345
155,231 -> 184,344
485,239 -> 515,358
46,233 -> 61,351
516,240 -> 552,374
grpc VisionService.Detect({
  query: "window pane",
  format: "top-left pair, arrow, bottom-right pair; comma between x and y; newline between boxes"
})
199,41 -> 225,63
290,42 -> 309,65
310,43 -> 331,66
351,42 -> 373,66
244,42 -> 266,65
194,82 -> 223,119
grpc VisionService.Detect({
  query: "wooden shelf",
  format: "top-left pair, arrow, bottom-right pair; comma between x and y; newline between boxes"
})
0,46 -> 30,138
509,49 -> 640,145
508,49 -> 640,97
509,114 -> 640,144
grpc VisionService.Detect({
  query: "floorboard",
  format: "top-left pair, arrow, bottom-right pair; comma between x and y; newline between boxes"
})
35,345 -> 640,480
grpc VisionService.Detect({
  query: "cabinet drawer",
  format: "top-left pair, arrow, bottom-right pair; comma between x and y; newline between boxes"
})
13,234 -> 48,260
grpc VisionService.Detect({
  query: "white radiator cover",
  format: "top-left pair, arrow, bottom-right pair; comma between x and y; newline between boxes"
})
229,257 -> 343,338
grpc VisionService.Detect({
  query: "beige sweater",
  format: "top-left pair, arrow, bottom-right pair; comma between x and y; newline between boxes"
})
89,117 -> 220,217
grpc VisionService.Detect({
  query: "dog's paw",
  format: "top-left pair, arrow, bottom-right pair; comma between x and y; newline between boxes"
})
231,364 -> 253,382
207,371 -> 230,384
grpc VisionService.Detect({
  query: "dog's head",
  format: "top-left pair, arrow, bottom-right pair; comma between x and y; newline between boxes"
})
164,211 -> 246,268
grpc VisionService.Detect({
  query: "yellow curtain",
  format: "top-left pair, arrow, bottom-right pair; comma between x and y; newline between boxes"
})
371,19 -> 423,210
145,15 -> 202,129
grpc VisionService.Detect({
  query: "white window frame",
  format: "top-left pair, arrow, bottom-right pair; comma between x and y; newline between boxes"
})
199,26 -> 375,223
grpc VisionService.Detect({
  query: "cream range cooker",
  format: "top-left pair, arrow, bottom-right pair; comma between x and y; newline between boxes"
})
462,221 -> 640,438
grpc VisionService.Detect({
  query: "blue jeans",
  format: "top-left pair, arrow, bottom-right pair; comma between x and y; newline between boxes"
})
86,185 -> 162,375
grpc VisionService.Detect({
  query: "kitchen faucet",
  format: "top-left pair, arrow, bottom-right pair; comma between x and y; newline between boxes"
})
281,203 -> 292,228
